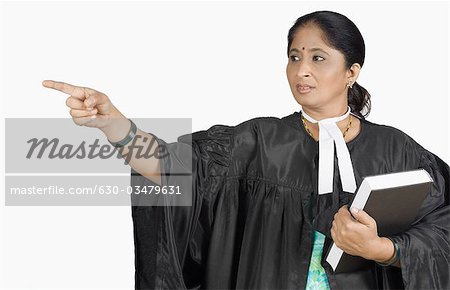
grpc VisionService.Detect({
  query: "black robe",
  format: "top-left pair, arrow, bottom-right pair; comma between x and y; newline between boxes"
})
131,111 -> 450,290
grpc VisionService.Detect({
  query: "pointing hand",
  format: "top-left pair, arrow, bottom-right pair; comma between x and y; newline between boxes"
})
42,80 -> 118,129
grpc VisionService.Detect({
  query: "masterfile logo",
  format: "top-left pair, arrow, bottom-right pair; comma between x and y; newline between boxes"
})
5,118 -> 193,206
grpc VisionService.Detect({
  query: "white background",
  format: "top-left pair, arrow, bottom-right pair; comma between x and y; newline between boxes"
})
1,0 -> 449,289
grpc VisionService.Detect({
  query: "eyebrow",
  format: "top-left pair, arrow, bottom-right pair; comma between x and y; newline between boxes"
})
289,47 -> 330,56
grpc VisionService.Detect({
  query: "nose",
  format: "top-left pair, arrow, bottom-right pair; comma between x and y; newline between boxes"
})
296,60 -> 311,78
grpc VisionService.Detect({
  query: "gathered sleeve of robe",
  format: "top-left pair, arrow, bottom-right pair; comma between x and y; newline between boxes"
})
130,124 -> 235,290
386,138 -> 450,290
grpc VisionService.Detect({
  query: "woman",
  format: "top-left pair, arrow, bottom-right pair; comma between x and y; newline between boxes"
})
43,10 -> 449,290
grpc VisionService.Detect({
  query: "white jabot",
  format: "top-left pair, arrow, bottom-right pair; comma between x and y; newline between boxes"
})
301,106 -> 357,195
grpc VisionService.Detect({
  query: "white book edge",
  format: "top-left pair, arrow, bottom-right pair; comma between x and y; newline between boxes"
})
365,169 -> 432,191
326,243 -> 344,271
325,169 -> 432,271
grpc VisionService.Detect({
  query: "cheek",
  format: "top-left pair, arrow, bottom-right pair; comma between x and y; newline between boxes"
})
286,67 -> 297,86
318,66 -> 345,87
286,64 -> 294,77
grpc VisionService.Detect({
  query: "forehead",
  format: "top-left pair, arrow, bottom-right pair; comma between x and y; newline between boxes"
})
291,24 -> 331,49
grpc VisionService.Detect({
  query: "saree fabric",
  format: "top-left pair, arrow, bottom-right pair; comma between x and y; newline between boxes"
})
131,111 -> 450,290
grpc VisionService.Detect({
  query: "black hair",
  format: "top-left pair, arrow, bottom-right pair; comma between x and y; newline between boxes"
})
287,10 -> 371,118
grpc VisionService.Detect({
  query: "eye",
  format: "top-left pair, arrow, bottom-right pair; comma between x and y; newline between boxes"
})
313,55 -> 325,62
289,55 -> 300,62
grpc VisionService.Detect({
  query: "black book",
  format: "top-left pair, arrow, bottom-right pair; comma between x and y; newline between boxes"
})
325,169 -> 433,273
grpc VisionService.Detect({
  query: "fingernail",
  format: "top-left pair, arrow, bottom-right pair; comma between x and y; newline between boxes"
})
350,207 -> 359,214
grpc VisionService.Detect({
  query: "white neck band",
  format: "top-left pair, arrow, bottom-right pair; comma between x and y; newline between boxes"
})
301,106 -> 357,195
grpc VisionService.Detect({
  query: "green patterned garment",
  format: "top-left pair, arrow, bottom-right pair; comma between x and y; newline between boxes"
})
305,231 -> 331,290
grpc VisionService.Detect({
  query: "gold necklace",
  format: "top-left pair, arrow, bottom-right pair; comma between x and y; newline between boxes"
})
301,114 -> 352,139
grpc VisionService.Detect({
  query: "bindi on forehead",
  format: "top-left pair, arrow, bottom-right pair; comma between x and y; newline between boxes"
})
289,46 -> 331,56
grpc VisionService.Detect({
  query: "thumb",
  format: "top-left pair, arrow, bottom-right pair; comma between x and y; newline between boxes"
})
84,93 -> 110,111
350,207 -> 375,226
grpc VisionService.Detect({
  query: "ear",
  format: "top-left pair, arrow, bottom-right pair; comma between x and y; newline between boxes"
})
346,63 -> 361,82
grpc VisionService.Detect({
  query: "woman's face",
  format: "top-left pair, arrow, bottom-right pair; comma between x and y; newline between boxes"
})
286,24 -> 356,114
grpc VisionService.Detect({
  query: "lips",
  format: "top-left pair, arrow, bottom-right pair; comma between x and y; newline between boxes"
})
296,84 -> 315,93
296,84 -> 315,89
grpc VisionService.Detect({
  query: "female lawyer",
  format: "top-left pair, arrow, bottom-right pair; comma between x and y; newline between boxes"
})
43,10 -> 449,290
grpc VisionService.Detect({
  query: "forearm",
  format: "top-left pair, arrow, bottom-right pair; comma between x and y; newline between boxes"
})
100,110 -> 162,185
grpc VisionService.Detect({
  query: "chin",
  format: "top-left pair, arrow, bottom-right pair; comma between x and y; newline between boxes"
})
294,96 -> 321,109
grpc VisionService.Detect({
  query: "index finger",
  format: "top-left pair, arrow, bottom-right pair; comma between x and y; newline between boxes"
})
338,205 -> 349,213
337,205 -> 352,219
42,80 -> 93,99
42,80 -> 77,94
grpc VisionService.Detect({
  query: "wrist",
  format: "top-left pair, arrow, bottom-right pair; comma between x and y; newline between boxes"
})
99,107 -> 127,138
373,237 -> 397,265
376,237 -> 400,266
371,237 -> 395,263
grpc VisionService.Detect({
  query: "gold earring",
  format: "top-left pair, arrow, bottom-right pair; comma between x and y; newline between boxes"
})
347,80 -> 353,89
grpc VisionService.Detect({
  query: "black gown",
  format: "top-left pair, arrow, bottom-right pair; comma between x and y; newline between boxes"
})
131,110 -> 450,290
